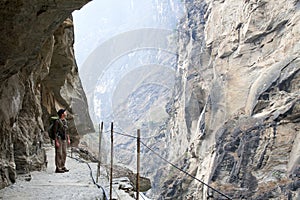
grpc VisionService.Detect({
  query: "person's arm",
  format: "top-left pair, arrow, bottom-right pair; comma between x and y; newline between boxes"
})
53,120 -> 59,138
53,120 -> 60,147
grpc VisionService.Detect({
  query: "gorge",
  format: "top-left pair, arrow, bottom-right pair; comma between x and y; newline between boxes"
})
0,0 -> 299,199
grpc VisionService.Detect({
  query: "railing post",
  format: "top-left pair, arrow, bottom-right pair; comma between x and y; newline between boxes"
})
136,129 -> 140,200
110,122 -> 114,200
96,122 -> 103,183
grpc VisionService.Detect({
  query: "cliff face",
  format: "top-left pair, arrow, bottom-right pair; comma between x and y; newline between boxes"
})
1,0 -> 299,198
160,0 -> 300,199
0,0 -> 93,189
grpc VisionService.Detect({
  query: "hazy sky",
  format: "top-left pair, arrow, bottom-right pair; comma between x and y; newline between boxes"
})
72,0 -> 184,69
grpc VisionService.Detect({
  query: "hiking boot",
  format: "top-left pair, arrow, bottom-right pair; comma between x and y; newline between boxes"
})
55,168 -> 65,173
62,167 -> 69,172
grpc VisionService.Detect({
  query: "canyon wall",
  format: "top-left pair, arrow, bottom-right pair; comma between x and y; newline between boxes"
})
0,1 -> 299,199
159,0 -> 299,199
0,0 -> 92,189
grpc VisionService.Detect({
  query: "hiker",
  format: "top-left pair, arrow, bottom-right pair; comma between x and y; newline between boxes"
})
54,109 -> 70,173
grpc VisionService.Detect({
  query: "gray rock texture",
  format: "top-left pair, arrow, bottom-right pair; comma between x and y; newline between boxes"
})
0,0 -> 299,199
158,0 -> 300,199
0,0 -> 93,189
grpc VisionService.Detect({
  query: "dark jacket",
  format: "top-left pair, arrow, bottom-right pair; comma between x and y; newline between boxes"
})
53,118 -> 68,140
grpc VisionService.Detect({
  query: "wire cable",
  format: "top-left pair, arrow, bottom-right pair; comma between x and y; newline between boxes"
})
101,128 -> 232,199
113,130 -> 138,139
113,124 -> 167,140
113,130 -> 159,140
111,183 -> 122,200
68,155 -> 109,200
140,141 -> 232,200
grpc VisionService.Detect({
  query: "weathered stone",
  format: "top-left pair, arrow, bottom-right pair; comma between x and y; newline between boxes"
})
157,0 -> 300,199
112,165 -> 151,192
0,0 -> 92,189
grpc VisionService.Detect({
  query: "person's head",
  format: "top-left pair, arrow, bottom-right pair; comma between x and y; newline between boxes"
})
57,109 -> 67,118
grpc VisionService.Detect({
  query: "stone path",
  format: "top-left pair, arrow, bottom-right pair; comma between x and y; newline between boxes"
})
0,146 -> 151,200
0,146 -> 104,200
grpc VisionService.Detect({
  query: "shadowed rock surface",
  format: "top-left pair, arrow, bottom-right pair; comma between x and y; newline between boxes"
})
0,0 -> 93,189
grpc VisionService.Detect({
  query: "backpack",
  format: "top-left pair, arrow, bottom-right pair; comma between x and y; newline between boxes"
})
48,116 -> 59,140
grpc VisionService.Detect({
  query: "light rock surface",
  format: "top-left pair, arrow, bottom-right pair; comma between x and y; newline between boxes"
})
156,0 -> 300,199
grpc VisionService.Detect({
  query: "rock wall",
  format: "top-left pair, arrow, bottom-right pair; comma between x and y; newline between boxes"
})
160,0 -> 300,199
0,0 -> 92,189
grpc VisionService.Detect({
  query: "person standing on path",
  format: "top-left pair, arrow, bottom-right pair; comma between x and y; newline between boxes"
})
54,109 -> 70,173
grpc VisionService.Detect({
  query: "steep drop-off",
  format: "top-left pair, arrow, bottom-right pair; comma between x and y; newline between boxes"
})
159,0 -> 299,199
0,0 -> 93,189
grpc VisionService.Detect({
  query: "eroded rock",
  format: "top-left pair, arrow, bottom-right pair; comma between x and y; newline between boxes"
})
158,0 -> 300,199
0,0 -> 93,189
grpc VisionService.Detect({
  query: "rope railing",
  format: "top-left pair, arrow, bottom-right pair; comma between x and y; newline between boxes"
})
68,154 -> 109,200
140,141 -> 232,200
96,122 -> 232,200
113,124 -> 167,140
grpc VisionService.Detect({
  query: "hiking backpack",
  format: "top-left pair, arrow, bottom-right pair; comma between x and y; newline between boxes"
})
48,116 -> 59,140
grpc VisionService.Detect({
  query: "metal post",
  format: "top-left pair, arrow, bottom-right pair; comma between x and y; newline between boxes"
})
96,122 -> 103,183
136,129 -> 140,200
110,122 -> 114,200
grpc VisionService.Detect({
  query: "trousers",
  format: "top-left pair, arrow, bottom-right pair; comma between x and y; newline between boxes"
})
55,137 -> 67,169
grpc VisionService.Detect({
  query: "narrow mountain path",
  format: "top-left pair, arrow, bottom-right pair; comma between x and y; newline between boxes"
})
0,146 -> 104,200
0,145 -> 151,200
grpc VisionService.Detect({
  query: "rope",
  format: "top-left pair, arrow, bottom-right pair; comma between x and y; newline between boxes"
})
111,183 -> 122,200
113,125 -> 165,140
113,130 -> 138,139
69,153 -> 145,200
139,141 -> 232,200
68,155 -> 109,200
113,130 -> 156,140
140,192 -> 146,200
103,130 -> 111,134
105,129 -> 232,200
